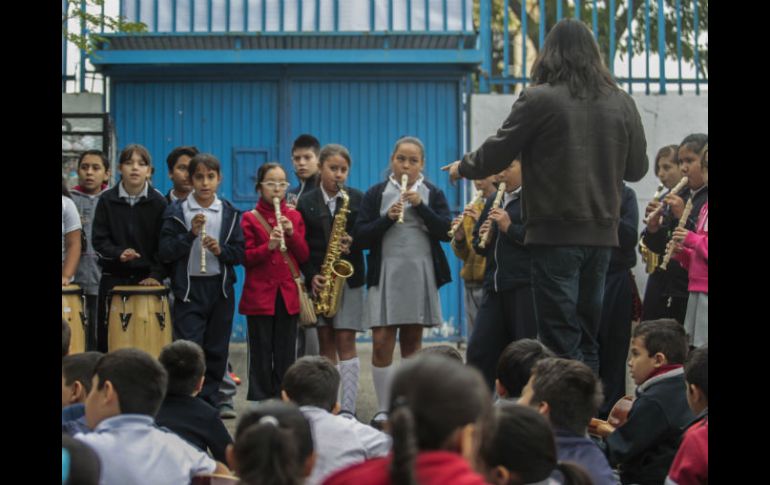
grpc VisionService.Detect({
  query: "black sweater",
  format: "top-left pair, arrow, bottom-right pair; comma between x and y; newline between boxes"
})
155,394 -> 233,462
608,185 -> 639,273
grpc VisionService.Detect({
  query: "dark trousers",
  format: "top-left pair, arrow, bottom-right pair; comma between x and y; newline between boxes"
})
84,294 -> 98,351
96,274 -> 142,353
530,246 -> 611,374
641,271 -> 688,324
598,270 -> 633,419
246,292 -> 298,401
466,286 -> 538,390
173,276 -> 235,406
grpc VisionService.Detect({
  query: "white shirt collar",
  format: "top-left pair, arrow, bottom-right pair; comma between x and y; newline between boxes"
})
119,181 -> 148,199
320,185 -> 343,205
186,193 -> 222,212
389,173 -> 424,192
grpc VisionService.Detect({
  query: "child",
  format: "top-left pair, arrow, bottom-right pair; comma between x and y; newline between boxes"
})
155,340 -> 233,462
450,175 -> 498,341
91,144 -> 168,352
415,344 -> 464,363
62,433 -> 101,485
666,346 -> 708,485
75,348 -> 229,484
672,145 -> 708,348
159,153 -> 245,406
479,404 -> 593,485
606,319 -> 695,484
62,178 -> 82,286
226,400 -> 316,485
322,354 -> 491,485
63,318 -> 71,358
495,338 -> 554,403
165,145 -> 200,203
296,144 -> 366,417
70,150 -> 111,350
62,351 -> 103,435
518,358 -> 616,485
281,356 -> 391,485
640,135 -> 708,324
239,162 -> 310,402
467,158 -> 537,391
355,136 -> 453,428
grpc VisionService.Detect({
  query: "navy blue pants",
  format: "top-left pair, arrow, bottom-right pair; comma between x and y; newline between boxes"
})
173,276 -> 235,406
530,246 -> 611,374
598,269 -> 633,418
641,270 -> 688,324
466,286 -> 538,391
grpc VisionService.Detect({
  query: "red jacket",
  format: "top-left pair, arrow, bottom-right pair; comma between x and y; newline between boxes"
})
322,451 -> 490,485
238,198 -> 309,316
665,414 -> 708,485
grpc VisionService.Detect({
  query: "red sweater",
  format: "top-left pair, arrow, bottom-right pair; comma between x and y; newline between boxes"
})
665,415 -> 708,485
238,198 -> 309,316
322,451 -> 490,485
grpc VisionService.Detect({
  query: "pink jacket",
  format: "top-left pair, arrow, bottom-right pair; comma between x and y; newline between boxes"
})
673,202 -> 708,293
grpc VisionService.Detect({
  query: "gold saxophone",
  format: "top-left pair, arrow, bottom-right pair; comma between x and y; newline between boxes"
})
314,187 -> 355,318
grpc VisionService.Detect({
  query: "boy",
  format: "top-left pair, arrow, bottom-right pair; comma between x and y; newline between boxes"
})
75,348 -> 229,484
158,153 -> 245,408
519,357 -> 616,485
666,346 -> 708,485
165,145 -> 200,203
281,356 -> 391,485
91,144 -> 168,353
71,150 -> 111,350
296,144 -> 365,417
467,158 -> 537,390
495,338 -> 554,403
155,340 -> 233,462
606,319 -> 695,484
62,351 -> 103,435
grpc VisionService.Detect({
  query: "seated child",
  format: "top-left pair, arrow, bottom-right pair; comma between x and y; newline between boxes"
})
75,348 -> 229,484
62,433 -> 101,485
62,318 -> 71,358
62,351 -> 103,435
281,356 -> 391,485
606,319 -> 695,484
226,400 -> 316,485
519,358 -> 616,485
155,340 -> 233,462
495,338 -> 554,403
666,346 -> 708,485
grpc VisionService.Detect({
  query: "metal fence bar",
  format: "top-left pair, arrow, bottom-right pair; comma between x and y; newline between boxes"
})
172,0 -> 177,31
627,0 -> 633,93
557,0 -> 563,21
279,0 -> 284,32
462,0 -> 467,31
80,0 -> 87,92
262,0 -> 266,31
154,0 -> 159,31
425,0 -> 430,30
370,0 -> 375,31
135,0 -> 140,25
389,0 -> 393,31
539,0 -> 545,47
657,0 -> 666,93
407,0 -> 412,31
443,0 -> 448,31
101,0 -> 105,33
609,0 -> 615,75
243,0 -> 247,31
63,0 -> 68,91
318,0 -> 322,31
298,0 -> 302,31
592,0 -> 598,39
334,0 -> 339,32
226,0 -> 231,32
503,0 -> 510,94
644,0 -> 650,94
676,0 -> 682,94
575,0 -> 581,21
480,0 -> 492,92
694,0 -> 700,94
208,0 -> 213,32
521,0 -> 528,88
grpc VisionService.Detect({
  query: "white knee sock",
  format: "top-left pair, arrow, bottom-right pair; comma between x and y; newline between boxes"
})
371,363 -> 393,419
339,357 -> 360,414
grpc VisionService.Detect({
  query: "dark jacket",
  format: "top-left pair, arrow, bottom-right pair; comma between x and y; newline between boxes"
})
155,394 -> 233,463
355,180 -> 452,289
472,189 -> 531,292
609,185 -> 639,274
554,429 -> 617,485
289,172 -> 321,198
92,183 -> 168,281
459,83 -> 648,247
158,198 -> 245,301
296,186 -> 366,289
606,368 -> 695,485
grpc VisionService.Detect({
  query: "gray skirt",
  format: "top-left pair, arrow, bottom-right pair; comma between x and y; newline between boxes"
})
317,285 -> 367,332
683,291 -> 708,347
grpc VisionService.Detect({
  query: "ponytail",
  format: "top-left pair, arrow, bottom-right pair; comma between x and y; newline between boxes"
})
555,461 -> 593,485
389,402 -> 418,485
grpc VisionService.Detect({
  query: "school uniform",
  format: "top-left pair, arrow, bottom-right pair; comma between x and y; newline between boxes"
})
665,410 -> 708,485
450,196 -> 488,339
155,394 -> 233,463
673,202 -> 708,347
158,195 -> 245,405
554,428 -> 617,485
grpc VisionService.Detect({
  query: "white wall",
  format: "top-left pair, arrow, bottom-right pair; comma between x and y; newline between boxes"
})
469,92 -> 708,296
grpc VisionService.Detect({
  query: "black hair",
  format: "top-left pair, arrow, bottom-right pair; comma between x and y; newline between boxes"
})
78,150 -> 110,172
292,134 -> 321,157
633,319 -> 688,364
62,433 -> 101,485
530,18 -> 618,99
166,145 -> 200,173
391,136 -> 426,162
529,358 -> 603,436
654,145 -> 680,171
187,153 -> 222,178
678,133 -> 708,157
415,344 -> 464,363
62,176 -> 72,198
480,404 -> 593,485
282,356 -> 340,412
62,318 -> 71,358
254,162 -> 287,194
319,143 -> 352,167
685,346 -> 708,400
496,339 -> 555,398
93,348 -> 168,417
62,351 -> 104,395
233,400 -> 314,485
388,355 -> 492,485
701,144 -> 709,171
118,144 -> 152,167
158,340 -> 206,397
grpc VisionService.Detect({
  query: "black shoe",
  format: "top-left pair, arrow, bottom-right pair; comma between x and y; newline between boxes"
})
369,411 -> 388,430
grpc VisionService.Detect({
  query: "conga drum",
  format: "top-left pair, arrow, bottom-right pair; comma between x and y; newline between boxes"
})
62,284 -> 86,354
107,286 -> 172,357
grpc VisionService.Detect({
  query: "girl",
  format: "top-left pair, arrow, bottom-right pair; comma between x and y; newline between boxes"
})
226,400 -> 315,485
239,163 -> 309,402
62,177 -> 83,286
672,145 -> 708,348
479,404 -> 593,485
355,136 -> 452,427
322,355 -> 491,485
655,145 -> 683,192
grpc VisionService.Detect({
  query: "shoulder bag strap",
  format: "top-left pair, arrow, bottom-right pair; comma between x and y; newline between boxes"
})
251,209 -> 301,280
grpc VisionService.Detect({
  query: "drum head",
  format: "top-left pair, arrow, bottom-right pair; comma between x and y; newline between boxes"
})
62,284 -> 82,295
108,285 -> 170,297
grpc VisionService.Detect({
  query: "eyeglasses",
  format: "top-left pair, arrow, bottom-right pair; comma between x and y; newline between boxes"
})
260,181 -> 290,190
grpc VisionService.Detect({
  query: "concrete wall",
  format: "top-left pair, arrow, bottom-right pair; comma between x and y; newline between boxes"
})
469,93 -> 708,297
